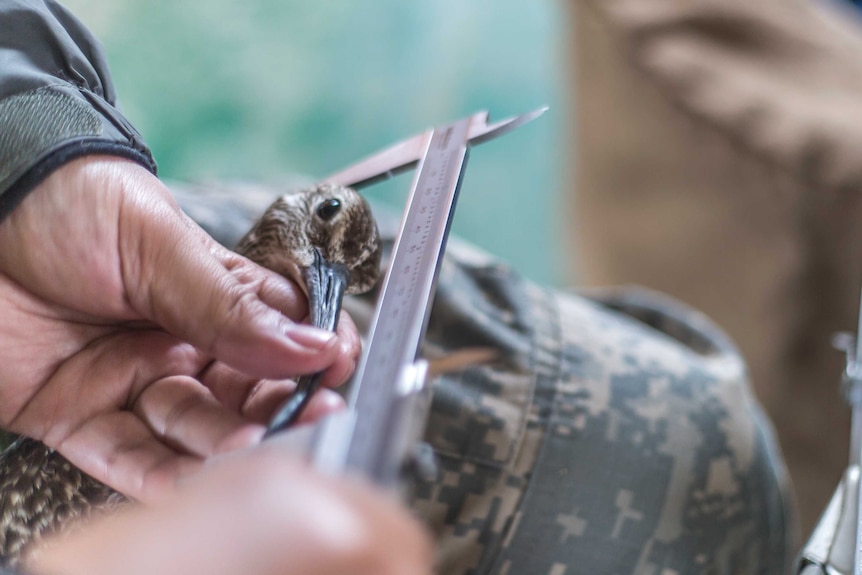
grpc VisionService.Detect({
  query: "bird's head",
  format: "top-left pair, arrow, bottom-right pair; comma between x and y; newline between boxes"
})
236,184 -> 382,330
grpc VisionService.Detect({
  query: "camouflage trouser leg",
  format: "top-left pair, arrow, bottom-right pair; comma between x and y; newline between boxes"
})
406,242 -> 796,575
176,182 -> 796,575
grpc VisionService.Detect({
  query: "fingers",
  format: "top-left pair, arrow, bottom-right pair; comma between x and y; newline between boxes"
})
54,410 -> 202,504
10,329 -> 206,441
133,375 -> 265,456
9,329 -> 263,501
28,451 -> 435,575
198,363 -> 347,426
0,156 -> 370,508
198,309 -> 361,422
117,169 -> 349,380
244,382 -> 346,426
10,321 -> 352,504
319,310 -> 361,389
0,156 -> 349,381
292,388 -> 346,425
126,210 -> 337,377
49,370 -> 268,502
205,449 -> 436,575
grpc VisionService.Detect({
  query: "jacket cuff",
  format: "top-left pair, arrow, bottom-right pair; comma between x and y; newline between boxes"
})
0,83 -> 157,221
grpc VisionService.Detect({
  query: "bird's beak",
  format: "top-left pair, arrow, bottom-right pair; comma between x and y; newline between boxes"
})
303,248 -> 350,332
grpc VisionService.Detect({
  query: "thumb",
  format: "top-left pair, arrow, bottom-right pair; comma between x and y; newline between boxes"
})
120,176 -> 340,380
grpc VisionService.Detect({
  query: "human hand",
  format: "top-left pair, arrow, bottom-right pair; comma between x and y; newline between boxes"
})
0,156 -> 360,502
24,447 -> 434,575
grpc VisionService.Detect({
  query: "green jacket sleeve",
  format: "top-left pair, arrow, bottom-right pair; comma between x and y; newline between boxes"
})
0,0 -> 156,221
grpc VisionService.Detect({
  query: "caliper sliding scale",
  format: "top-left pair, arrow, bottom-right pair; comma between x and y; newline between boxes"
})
267,107 -> 545,488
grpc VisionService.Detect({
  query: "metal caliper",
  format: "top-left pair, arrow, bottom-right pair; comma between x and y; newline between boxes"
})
267,108 -> 545,489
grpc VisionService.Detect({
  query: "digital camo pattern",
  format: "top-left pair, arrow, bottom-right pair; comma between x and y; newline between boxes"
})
0,181 -> 796,573
0,436 -> 125,567
404,250 -> 796,574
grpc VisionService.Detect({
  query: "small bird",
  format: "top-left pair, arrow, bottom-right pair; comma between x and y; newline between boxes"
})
237,184 -> 382,434
0,183 -> 381,567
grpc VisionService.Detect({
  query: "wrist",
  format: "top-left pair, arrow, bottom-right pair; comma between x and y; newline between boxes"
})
0,86 -> 156,225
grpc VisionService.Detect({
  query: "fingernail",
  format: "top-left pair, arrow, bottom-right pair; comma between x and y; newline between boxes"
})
285,324 -> 337,350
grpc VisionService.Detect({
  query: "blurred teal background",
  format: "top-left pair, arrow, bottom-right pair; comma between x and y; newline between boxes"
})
65,0 -> 569,285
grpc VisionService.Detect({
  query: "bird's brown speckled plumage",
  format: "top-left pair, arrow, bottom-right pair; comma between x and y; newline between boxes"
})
236,184 -> 381,297
0,184 -> 381,567
0,438 -> 126,567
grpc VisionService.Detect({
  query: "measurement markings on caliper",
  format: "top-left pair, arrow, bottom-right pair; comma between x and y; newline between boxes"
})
345,118 -> 471,481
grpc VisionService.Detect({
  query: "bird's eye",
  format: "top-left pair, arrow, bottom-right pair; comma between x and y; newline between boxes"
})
316,198 -> 341,221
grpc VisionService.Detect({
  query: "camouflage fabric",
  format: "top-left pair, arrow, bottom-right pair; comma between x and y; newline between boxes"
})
174,181 -> 796,575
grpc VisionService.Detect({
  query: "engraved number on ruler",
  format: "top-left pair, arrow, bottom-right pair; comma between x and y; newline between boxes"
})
348,121 -> 470,471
